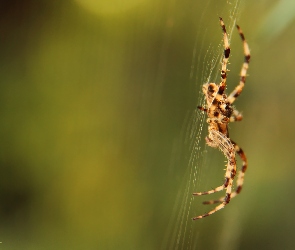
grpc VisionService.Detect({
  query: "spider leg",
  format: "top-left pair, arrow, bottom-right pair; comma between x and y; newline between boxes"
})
229,109 -> 243,122
202,140 -> 247,205
229,140 -> 247,198
192,131 -> 236,220
228,24 -> 250,104
218,17 -> 230,96
197,106 -> 208,112
192,130 -> 234,196
192,155 -> 235,220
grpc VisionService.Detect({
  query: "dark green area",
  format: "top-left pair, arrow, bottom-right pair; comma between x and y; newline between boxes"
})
0,0 -> 295,249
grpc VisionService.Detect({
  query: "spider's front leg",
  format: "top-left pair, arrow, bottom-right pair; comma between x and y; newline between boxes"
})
230,109 -> 243,122
227,24 -> 251,104
218,17 -> 230,95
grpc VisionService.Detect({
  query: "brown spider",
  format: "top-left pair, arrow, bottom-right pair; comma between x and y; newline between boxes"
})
192,17 -> 250,220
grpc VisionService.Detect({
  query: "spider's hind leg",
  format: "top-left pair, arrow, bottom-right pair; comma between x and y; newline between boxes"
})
229,140 -> 247,198
192,177 -> 233,220
192,131 -> 236,220
202,140 -> 247,205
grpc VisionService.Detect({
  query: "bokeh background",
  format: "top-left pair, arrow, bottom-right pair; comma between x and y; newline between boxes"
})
0,0 -> 295,249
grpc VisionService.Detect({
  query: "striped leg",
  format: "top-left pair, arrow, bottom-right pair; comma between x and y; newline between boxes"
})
197,106 -> 208,112
192,155 -> 236,220
202,141 -> 247,205
193,130 -> 235,196
229,140 -> 247,198
228,24 -> 251,104
192,131 -> 236,220
218,17 -> 230,96
229,109 -> 243,122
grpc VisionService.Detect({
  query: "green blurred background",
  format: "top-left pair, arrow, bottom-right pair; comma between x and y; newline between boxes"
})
1,0 -> 295,249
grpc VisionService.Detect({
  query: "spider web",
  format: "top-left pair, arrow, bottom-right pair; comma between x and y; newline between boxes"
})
161,1 -> 244,249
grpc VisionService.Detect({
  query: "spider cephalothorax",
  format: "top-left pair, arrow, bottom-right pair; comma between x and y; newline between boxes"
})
192,17 -> 250,220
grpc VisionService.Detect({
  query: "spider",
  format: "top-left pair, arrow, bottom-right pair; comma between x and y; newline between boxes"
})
192,17 -> 250,220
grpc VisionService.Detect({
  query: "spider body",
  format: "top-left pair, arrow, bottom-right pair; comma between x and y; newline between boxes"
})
192,18 -> 250,220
